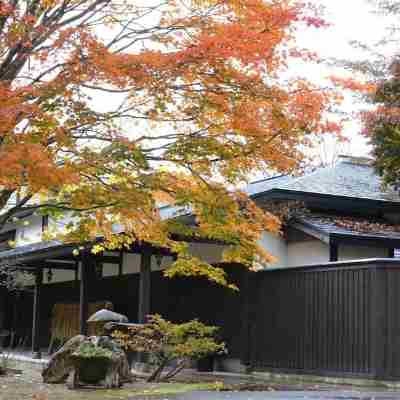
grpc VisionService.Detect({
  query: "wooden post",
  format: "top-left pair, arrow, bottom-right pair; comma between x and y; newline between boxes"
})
241,270 -> 259,372
329,243 -> 338,262
32,267 -> 43,359
138,249 -> 151,323
0,287 -> 6,332
118,250 -> 123,276
10,292 -> 19,348
371,266 -> 387,379
241,271 -> 252,369
79,254 -> 90,336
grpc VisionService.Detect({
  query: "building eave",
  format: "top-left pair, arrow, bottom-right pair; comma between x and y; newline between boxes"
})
252,188 -> 400,212
290,217 -> 400,249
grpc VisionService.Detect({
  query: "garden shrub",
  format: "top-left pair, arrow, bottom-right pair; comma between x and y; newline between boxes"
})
72,342 -> 113,359
112,314 -> 226,382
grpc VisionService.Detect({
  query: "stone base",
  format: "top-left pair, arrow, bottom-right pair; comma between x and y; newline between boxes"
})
211,358 -> 400,388
251,371 -> 400,389
214,357 -> 247,374
131,361 -> 153,374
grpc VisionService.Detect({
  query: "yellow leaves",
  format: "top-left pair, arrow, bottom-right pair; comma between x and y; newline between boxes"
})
0,0 -> 339,288
40,0 -> 57,8
164,255 -> 234,288
91,244 -> 104,254
153,190 -> 175,204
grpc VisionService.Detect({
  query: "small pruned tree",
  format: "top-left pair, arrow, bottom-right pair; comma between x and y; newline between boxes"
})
111,314 -> 226,382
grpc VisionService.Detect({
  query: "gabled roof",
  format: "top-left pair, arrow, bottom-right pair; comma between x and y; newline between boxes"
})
246,156 -> 400,203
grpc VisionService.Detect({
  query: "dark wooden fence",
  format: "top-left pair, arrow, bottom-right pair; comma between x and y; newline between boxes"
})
247,259 -> 400,380
6,258 -> 400,380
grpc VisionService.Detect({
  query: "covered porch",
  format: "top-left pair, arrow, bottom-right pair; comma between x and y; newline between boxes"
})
0,240 -> 180,359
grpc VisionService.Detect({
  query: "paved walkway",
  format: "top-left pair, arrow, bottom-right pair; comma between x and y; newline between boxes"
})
4,351 -> 400,399
154,390 -> 400,400
1,347 -> 49,364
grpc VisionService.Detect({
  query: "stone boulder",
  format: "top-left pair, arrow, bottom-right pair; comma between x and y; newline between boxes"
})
42,335 -> 132,388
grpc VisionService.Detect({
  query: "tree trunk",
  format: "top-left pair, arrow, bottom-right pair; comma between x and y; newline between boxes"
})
147,360 -> 167,382
161,360 -> 187,381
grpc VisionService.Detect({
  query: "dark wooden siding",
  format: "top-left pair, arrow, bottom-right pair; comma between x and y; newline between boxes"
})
7,258 -> 400,380
247,260 -> 400,380
4,267 -> 245,355
250,266 -> 375,377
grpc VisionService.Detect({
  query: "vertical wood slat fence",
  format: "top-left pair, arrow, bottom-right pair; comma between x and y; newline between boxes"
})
247,259 -> 400,380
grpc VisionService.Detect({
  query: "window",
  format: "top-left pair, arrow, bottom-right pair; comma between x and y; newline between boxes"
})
0,230 -> 16,251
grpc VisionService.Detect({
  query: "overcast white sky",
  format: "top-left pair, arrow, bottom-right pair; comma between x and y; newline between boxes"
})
97,1 -> 396,161
295,0 -> 397,158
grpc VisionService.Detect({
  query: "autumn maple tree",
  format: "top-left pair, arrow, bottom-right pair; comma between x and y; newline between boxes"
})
0,0 -> 339,285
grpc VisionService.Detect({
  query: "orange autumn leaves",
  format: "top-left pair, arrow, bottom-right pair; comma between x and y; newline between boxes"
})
0,0 -> 340,285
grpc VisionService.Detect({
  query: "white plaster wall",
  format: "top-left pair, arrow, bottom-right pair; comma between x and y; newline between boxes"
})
0,213 -> 42,245
287,240 -> 329,267
339,244 -> 387,261
187,243 -> 225,264
14,270 -> 34,286
15,214 -> 43,245
102,262 -> 120,277
42,260 -> 78,284
46,252 -> 175,283
44,268 -> 75,284
152,256 -> 174,271
287,241 -> 388,267
48,212 -> 78,236
0,213 -> 47,246
258,231 -> 287,268
102,253 -> 175,278
41,234 -> 289,284
43,242 -> 224,284
122,253 -> 141,275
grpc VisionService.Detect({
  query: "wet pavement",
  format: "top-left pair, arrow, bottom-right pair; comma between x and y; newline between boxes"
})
2,360 -> 400,400
145,391 -> 400,400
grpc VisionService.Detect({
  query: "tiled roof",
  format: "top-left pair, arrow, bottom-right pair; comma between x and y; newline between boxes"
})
246,175 -> 293,196
0,240 -> 75,263
295,213 -> 400,240
246,157 -> 400,203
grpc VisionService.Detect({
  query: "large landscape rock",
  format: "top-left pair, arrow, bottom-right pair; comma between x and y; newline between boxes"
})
42,335 -> 132,388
